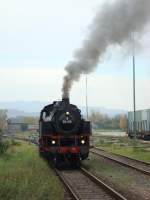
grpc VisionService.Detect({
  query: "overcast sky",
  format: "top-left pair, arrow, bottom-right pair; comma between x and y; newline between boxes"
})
0,0 -> 150,110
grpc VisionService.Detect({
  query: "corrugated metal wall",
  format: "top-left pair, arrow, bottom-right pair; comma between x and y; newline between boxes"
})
128,109 -> 150,132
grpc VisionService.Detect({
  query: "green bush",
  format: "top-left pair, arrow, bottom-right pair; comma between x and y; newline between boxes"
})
0,140 -> 10,155
11,139 -> 21,146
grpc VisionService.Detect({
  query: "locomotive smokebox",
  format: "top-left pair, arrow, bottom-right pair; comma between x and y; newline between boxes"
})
62,97 -> 70,106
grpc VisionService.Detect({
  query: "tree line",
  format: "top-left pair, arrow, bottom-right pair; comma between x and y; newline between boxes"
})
0,110 -> 7,134
0,109 -> 127,134
89,111 -> 127,130
0,110 -> 9,155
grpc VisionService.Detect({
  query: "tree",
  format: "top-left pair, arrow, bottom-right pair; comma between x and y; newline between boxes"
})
89,111 -> 106,128
20,116 -> 39,124
119,115 -> 127,130
0,110 -> 7,134
0,110 -> 7,146
89,111 -> 127,130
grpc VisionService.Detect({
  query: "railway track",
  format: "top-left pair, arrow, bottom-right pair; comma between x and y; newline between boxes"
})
90,147 -> 150,176
8,137 -> 126,199
3,135 -> 39,145
55,167 -> 127,200
4,136 -> 149,198
4,136 -> 150,176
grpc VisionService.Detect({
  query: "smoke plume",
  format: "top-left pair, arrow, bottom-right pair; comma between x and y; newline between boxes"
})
62,0 -> 150,98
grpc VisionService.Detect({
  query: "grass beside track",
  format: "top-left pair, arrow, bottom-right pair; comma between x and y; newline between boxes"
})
0,141 -> 64,200
94,136 -> 150,163
83,156 -> 133,185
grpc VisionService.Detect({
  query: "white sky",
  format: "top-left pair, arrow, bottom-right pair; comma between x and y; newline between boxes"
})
0,0 -> 150,110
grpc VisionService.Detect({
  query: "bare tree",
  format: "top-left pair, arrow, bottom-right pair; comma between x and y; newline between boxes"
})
119,115 -> 127,130
21,116 -> 39,124
89,111 -> 127,130
0,110 -> 7,137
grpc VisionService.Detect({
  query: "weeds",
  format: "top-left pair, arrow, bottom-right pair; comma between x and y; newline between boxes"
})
0,141 -> 64,200
94,136 -> 150,163
0,140 -> 10,155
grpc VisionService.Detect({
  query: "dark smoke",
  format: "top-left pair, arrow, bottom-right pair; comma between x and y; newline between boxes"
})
62,0 -> 150,98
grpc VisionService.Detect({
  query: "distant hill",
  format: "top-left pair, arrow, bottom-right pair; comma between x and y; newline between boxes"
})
0,101 -> 127,118
80,106 -> 127,117
0,101 -> 47,113
6,109 -> 39,118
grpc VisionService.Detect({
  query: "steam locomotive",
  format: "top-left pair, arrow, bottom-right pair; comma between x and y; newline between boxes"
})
39,98 -> 91,167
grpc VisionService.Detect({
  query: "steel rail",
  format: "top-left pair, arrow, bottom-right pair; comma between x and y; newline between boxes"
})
55,167 -> 127,200
80,167 -> 127,200
95,147 -> 150,166
3,135 -> 39,145
90,148 -> 150,176
4,136 -> 127,199
55,169 -> 80,200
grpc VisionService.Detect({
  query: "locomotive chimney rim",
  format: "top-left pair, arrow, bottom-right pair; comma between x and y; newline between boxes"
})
62,97 -> 70,105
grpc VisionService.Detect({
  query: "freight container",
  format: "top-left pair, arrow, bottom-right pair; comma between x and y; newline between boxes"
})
127,109 -> 150,140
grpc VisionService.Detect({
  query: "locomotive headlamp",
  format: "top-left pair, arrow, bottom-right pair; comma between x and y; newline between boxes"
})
52,140 -> 56,144
66,112 -> 70,115
81,140 -> 85,144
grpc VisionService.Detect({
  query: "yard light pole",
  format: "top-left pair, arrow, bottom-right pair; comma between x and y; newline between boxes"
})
85,75 -> 89,120
132,33 -> 136,139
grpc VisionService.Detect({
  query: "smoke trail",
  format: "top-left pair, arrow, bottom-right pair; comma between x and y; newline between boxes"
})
62,0 -> 150,98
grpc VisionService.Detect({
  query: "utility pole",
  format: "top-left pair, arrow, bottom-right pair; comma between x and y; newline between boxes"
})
85,75 -> 89,120
132,33 -> 136,139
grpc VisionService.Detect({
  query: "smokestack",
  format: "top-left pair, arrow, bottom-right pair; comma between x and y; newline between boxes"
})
62,97 -> 70,106
62,0 -> 150,98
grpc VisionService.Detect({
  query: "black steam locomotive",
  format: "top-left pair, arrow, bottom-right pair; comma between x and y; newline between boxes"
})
39,98 -> 91,167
